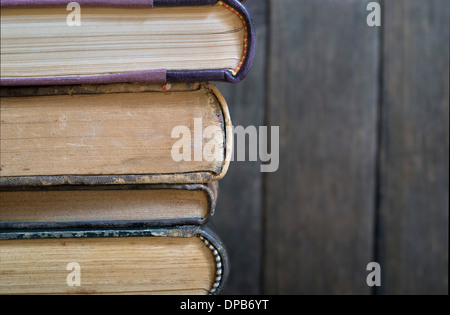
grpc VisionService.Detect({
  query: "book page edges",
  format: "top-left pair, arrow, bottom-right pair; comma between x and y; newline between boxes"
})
0,182 -> 219,228
0,83 -> 231,185
0,225 -> 229,295
0,0 -> 254,84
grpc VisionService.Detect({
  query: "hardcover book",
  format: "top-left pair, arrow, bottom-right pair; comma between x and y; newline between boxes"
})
0,0 -> 255,85
0,182 -> 218,229
0,0 -> 253,296
0,82 -> 232,186
0,226 -> 228,295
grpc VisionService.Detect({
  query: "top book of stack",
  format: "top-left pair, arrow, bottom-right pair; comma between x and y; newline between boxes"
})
0,0 -> 255,86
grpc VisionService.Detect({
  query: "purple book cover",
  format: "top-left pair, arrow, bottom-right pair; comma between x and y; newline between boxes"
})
0,0 -> 255,86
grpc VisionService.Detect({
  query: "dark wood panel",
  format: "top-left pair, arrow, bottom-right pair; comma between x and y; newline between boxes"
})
264,0 -> 379,294
378,0 -> 449,295
211,0 -> 268,295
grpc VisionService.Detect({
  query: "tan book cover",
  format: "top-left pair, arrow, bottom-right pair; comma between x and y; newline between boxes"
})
0,82 -> 232,186
0,182 -> 218,229
0,226 -> 228,295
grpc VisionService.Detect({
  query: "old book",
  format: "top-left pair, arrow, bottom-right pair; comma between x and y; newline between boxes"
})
0,82 -> 232,186
0,226 -> 228,295
0,0 -> 255,85
0,182 -> 218,229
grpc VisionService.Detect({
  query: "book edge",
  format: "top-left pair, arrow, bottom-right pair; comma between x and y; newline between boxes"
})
206,83 -> 233,182
0,0 -> 255,85
0,183 -> 219,229
0,225 -> 229,295
0,83 -> 231,185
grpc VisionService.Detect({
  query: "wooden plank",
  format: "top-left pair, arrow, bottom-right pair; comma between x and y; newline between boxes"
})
264,0 -> 379,294
211,0 -> 268,295
378,0 -> 449,295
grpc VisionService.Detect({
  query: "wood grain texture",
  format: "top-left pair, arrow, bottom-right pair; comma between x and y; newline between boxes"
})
378,0 -> 449,295
263,0 -> 379,294
213,0 -> 267,295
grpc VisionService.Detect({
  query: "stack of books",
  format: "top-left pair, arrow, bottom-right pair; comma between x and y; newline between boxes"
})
0,0 -> 255,295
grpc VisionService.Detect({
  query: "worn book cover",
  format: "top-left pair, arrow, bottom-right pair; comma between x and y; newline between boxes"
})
0,82 -> 232,185
0,225 -> 229,295
0,182 -> 218,229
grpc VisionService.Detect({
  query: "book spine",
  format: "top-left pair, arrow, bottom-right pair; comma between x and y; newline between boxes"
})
198,227 -> 229,295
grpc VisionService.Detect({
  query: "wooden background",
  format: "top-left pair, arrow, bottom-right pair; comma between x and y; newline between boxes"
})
211,0 -> 449,295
